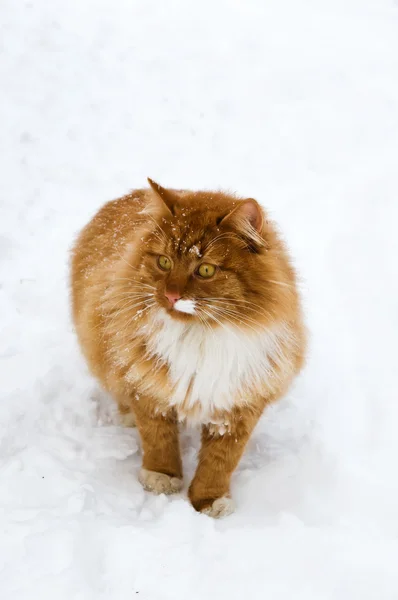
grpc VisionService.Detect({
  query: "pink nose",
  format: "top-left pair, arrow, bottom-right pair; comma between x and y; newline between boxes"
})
165,291 -> 181,306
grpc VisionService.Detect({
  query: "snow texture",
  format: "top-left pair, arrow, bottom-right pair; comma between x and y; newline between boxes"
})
1,0 -> 398,598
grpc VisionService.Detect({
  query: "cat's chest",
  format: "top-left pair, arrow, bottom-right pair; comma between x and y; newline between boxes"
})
145,312 -> 287,421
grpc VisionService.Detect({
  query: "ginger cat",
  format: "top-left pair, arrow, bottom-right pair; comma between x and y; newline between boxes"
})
71,179 -> 306,518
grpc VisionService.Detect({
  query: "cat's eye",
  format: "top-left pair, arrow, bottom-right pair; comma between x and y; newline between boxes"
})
197,263 -> 216,279
157,255 -> 172,271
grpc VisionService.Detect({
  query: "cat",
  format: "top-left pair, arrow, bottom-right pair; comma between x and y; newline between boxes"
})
71,178 -> 306,518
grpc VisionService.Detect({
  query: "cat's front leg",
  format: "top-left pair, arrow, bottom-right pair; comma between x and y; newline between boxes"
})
133,399 -> 183,495
188,405 -> 262,518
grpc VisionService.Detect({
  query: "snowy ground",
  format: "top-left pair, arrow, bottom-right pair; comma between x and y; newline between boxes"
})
1,0 -> 398,598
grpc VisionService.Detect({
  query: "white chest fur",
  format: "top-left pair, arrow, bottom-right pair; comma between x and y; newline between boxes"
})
145,311 -> 292,424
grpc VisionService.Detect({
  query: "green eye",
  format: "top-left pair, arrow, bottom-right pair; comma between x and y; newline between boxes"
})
157,255 -> 172,271
197,263 -> 216,278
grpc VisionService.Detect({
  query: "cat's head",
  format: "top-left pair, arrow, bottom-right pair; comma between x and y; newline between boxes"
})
129,179 -> 295,329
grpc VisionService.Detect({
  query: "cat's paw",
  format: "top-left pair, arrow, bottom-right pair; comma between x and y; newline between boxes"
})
201,497 -> 235,519
138,468 -> 183,495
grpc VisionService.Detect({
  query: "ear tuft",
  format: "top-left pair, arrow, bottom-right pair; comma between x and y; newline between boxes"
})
220,198 -> 264,234
147,178 -> 176,215
237,199 -> 263,232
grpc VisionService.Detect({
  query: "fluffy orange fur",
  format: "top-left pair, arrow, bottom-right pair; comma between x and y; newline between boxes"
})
71,179 -> 306,517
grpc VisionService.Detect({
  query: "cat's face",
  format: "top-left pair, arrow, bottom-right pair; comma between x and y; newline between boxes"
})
129,180 -> 292,330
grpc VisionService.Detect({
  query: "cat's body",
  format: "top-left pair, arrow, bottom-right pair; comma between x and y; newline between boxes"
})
71,180 -> 306,517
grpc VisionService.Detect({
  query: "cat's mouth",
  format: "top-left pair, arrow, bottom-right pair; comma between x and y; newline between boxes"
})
173,299 -> 196,315
158,295 -> 197,320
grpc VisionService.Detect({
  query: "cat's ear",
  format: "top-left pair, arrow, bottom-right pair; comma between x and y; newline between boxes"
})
220,198 -> 264,235
147,178 -> 176,216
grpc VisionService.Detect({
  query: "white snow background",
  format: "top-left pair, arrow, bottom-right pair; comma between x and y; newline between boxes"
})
1,0 -> 398,598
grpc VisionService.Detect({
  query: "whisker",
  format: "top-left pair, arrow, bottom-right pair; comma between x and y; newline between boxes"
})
195,308 -> 214,335
198,307 -> 257,362
200,297 -> 268,315
113,248 -> 138,271
267,279 -> 297,289
206,304 -> 261,335
101,293 -> 154,311
122,302 -> 156,330
89,279 -> 156,291
204,232 -> 244,252
105,299 -> 151,319
106,302 -> 157,353
90,298 -> 151,336
205,301 -> 258,320
144,214 -> 168,243
99,302 -> 155,346
102,292 -> 154,304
